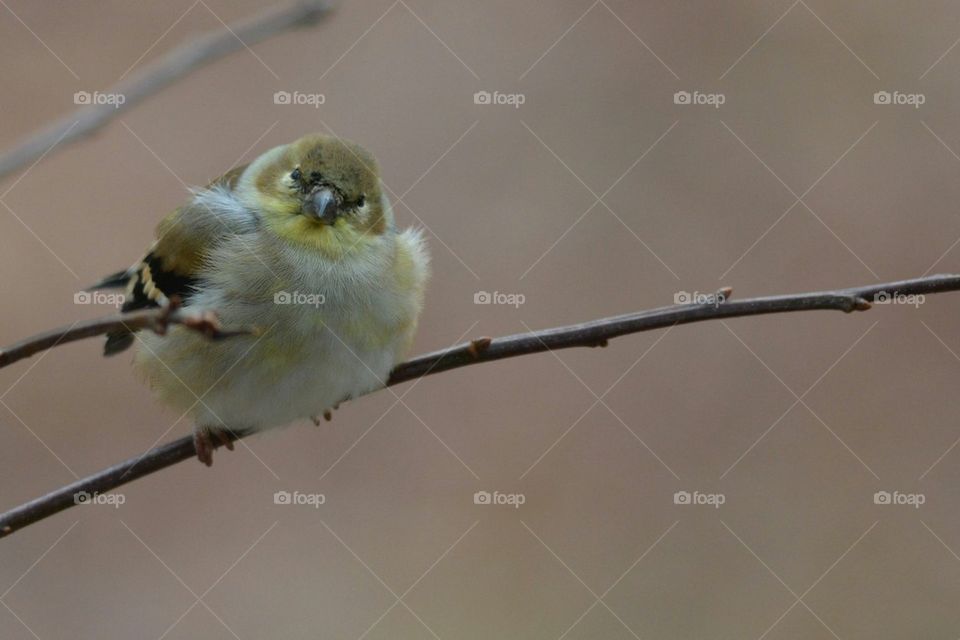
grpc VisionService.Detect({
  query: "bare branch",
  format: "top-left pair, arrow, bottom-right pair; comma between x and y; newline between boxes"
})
0,0 -> 332,183
1,273 -> 959,538
0,301 -> 255,370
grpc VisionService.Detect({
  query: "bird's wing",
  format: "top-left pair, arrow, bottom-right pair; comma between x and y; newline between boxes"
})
95,164 -> 253,355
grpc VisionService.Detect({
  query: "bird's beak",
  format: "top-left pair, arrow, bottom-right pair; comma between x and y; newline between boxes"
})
303,187 -> 340,224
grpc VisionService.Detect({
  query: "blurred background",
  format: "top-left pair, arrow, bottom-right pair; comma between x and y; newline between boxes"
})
3,1 -> 960,637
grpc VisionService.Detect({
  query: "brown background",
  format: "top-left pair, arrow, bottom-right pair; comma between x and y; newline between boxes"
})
3,1 -> 960,638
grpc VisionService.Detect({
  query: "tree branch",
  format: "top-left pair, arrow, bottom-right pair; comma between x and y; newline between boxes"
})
0,0 -> 332,183
0,302 -> 255,370
2,273 -> 958,538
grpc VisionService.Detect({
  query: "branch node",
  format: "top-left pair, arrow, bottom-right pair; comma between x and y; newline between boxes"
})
853,297 -> 872,311
467,337 -> 492,358
181,310 -> 224,339
717,286 -> 734,302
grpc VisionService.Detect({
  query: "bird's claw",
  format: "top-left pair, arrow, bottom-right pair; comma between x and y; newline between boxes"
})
193,427 -> 235,466
311,404 -> 341,426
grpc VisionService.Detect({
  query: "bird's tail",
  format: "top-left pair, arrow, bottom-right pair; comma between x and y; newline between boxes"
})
87,268 -> 137,356
103,331 -> 136,356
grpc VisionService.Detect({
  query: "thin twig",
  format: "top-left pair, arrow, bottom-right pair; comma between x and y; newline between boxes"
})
0,303 -> 255,370
1,273 -> 959,538
0,0 -> 332,183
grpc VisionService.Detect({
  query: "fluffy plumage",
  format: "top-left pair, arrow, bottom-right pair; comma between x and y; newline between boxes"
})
93,134 -> 429,465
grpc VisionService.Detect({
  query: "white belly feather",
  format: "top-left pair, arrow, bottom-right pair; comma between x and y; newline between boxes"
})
134,223 -> 427,433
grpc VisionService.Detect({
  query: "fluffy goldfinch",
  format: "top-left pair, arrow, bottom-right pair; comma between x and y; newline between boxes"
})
91,134 -> 429,465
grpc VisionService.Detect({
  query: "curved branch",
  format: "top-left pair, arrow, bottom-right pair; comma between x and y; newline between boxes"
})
0,0 -> 332,183
2,273 -> 959,538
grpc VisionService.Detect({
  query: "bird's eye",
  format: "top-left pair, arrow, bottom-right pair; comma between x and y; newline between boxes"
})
291,168 -> 302,182
357,195 -> 366,208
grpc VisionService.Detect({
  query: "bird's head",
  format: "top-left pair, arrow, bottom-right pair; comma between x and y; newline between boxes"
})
245,134 -> 389,257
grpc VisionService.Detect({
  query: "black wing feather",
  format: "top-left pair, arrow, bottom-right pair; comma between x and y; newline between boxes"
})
100,252 -> 200,356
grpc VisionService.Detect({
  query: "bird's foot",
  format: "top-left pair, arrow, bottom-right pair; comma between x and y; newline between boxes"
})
311,402 -> 344,426
193,427 -> 235,466
310,409 -> 332,425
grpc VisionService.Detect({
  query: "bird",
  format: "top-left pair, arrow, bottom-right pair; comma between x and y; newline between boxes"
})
89,134 -> 429,465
